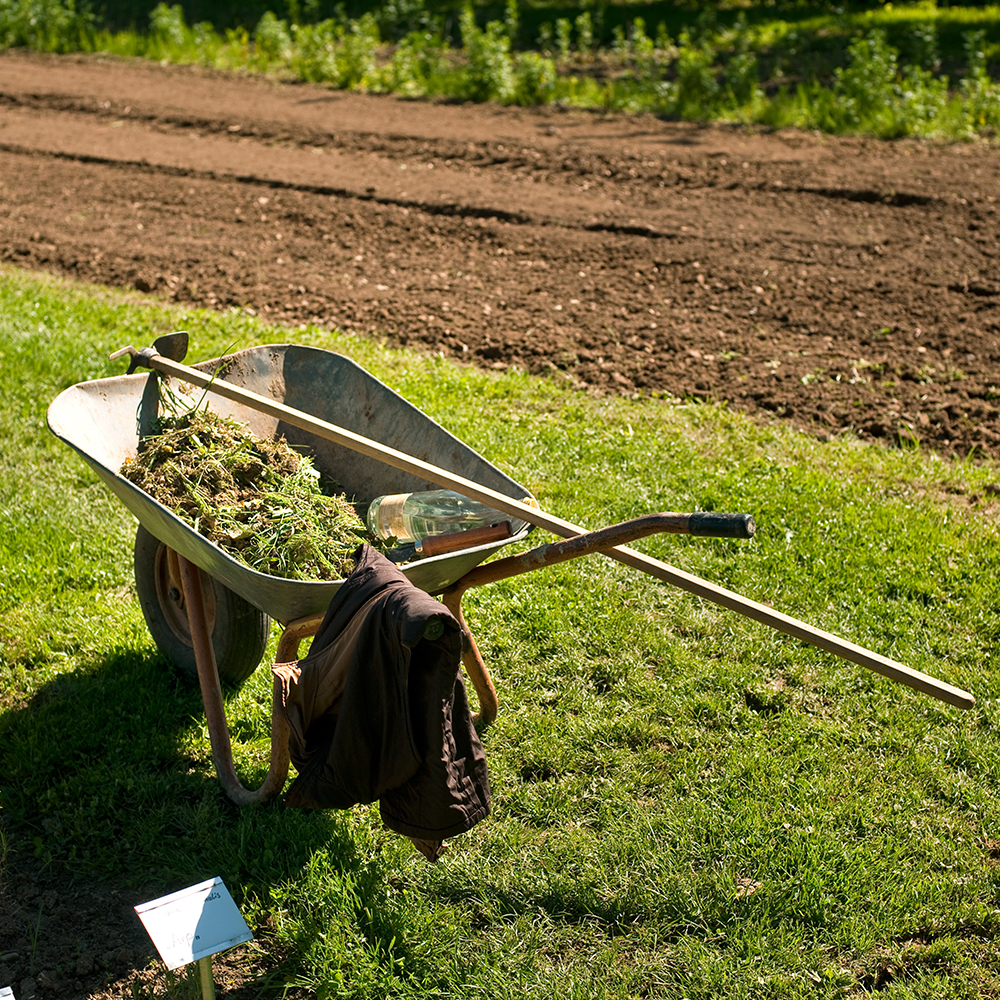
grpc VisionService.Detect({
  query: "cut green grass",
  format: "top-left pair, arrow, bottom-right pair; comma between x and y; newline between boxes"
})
122,403 -> 377,580
2,265 -> 1000,997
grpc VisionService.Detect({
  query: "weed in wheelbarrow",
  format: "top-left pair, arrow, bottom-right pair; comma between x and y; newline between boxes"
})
120,405 -> 384,580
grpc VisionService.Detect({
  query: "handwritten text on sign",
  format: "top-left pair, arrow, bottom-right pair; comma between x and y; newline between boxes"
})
134,877 -> 253,971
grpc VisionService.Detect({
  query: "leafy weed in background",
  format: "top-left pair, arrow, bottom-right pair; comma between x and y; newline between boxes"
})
0,0 -> 998,138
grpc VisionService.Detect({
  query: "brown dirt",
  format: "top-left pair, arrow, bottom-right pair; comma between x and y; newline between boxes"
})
0,851 -> 306,999
1,50 -> 999,458
1,48 -> 1000,999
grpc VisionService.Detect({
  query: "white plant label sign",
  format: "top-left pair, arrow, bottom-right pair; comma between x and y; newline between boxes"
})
0,986 -> 14,999
134,877 -> 253,971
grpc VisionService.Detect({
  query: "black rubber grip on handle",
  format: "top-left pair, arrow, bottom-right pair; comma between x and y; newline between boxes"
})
688,512 -> 756,539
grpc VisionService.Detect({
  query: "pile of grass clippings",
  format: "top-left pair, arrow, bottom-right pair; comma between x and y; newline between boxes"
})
121,406 -> 379,580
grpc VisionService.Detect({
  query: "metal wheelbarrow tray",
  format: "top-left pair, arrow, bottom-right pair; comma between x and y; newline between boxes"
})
48,342 -> 552,804
48,342 -> 533,625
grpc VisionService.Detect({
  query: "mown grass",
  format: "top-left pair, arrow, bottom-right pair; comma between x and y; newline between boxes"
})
1,0 -> 999,139
2,266 -> 1000,997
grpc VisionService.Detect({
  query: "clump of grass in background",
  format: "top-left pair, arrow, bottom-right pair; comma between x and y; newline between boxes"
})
831,29 -> 942,137
2,0 -> 1000,124
383,27 -> 451,97
958,27 -> 1000,134
458,3 -> 515,103
252,8 -> 292,67
513,48 -> 557,106
0,0 -> 95,51
338,10 -> 380,87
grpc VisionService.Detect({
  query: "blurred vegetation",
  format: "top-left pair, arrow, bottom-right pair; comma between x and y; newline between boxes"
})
1,0 -> 999,137
14,0 -> 1000,43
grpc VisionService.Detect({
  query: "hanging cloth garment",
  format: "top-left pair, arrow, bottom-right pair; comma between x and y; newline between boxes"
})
275,545 -> 491,861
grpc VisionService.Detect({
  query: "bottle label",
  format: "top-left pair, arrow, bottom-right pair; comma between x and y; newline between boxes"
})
374,493 -> 411,541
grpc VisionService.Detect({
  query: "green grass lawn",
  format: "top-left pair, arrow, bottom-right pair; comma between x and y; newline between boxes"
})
2,266 -> 1000,997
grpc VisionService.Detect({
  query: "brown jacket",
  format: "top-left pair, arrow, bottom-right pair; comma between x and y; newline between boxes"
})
276,546 -> 490,857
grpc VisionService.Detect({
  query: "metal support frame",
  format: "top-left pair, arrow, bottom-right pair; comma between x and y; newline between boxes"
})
176,553 -> 290,805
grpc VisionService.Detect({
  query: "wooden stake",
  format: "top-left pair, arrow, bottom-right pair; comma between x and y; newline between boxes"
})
198,956 -> 216,1000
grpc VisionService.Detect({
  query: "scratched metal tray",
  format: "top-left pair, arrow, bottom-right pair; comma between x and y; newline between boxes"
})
47,343 -> 533,623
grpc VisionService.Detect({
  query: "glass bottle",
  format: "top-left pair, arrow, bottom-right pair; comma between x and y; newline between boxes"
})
366,489 -> 530,543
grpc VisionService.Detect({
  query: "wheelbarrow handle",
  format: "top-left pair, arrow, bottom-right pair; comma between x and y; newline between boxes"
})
392,514 -> 752,564
687,512 -> 756,539
444,512 -> 753,596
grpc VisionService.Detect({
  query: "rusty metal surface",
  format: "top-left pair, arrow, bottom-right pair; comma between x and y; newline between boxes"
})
177,553 -> 290,805
47,344 -> 533,623
446,513 -> 752,596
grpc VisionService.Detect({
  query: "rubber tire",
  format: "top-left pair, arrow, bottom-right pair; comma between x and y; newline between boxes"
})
134,525 -> 271,686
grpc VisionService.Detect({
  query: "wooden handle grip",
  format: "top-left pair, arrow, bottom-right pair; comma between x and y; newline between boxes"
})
417,521 -> 513,557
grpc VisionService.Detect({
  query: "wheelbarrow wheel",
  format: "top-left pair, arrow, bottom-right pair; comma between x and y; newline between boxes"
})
134,525 -> 271,686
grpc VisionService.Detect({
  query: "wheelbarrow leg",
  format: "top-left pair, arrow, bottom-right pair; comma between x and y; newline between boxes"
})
175,552 -> 290,806
439,593 -> 498,728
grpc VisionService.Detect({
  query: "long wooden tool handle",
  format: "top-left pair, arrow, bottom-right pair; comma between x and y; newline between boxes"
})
610,549 -> 973,709
126,347 -> 975,710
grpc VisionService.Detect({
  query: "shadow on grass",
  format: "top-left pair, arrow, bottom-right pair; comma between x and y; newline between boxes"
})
0,644 -> 388,996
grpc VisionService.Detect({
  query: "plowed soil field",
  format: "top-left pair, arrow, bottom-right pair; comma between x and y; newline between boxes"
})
2,50 -> 1000,458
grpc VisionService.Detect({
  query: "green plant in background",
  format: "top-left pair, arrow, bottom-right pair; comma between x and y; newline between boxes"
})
627,17 -> 656,80
722,13 -> 763,115
534,17 -> 551,58
513,48 -> 556,105
0,0 -> 93,51
149,0 -> 185,47
252,8 -> 291,66
502,0 -> 517,44
907,15 -> 940,70
724,48 -> 762,112
288,17 -> 338,81
828,26 -> 949,138
339,9 -> 379,87
959,27 -> 1000,133
673,29 -> 721,118
1,1 -> 1000,150
833,29 -> 902,133
384,26 -> 448,96
458,4 -> 515,103
601,16 -> 677,113
378,0 -> 438,41
897,59 -> 950,135
574,9 -> 592,60
188,16 -> 221,62
554,14 -> 570,65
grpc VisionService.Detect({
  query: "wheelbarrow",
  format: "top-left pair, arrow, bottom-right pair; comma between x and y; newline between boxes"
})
47,338 -> 974,807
